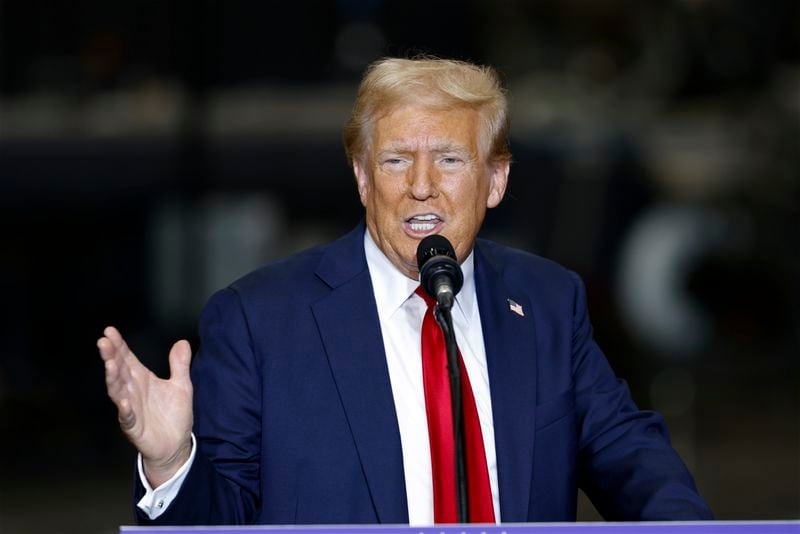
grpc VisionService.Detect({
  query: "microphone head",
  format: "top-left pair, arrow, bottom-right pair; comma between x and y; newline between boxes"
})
416,235 -> 464,300
416,234 -> 457,269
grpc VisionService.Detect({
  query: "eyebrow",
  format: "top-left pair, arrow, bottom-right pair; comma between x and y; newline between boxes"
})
379,140 -> 472,155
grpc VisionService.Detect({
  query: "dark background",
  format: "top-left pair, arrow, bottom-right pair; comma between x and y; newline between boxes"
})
0,1 -> 797,532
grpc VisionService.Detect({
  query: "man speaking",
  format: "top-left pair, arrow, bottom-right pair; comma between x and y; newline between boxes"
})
98,57 -> 712,525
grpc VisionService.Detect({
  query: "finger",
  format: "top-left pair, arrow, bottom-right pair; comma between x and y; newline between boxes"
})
101,335 -> 139,388
97,336 -> 115,361
168,340 -> 193,383
104,360 -> 132,413
104,358 -> 119,386
100,328 -> 144,381
104,359 -> 122,399
103,326 -> 128,352
118,398 -> 136,431
100,337 -> 131,387
103,326 -> 121,346
98,331 -> 126,364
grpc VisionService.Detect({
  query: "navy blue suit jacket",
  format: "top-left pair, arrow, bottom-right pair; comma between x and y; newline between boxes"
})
136,223 -> 711,524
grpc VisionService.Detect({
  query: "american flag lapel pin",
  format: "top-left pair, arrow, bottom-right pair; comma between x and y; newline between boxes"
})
507,298 -> 525,317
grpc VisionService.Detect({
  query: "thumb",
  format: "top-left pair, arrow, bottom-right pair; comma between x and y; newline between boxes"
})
168,339 -> 193,382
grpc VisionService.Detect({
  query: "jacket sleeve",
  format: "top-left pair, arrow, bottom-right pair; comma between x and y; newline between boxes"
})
569,272 -> 713,520
134,287 -> 262,525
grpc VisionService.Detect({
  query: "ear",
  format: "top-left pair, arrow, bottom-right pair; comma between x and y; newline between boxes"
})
353,159 -> 370,208
486,160 -> 510,209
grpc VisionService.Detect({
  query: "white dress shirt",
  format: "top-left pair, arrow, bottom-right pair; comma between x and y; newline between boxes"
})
138,231 -> 501,524
136,433 -> 196,518
364,231 -> 500,525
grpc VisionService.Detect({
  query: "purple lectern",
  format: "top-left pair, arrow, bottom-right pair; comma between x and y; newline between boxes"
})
120,521 -> 799,534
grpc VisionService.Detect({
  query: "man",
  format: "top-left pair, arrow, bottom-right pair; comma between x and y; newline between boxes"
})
98,57 -> 712,525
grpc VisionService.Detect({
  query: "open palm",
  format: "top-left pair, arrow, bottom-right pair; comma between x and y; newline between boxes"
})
98,326 -> 194,486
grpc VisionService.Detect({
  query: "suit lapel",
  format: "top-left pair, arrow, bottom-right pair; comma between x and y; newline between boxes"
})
311,224 -> 408,523
475,242 -> 538,522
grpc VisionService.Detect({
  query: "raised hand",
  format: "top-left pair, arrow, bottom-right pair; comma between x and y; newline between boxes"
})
98,326 -> 194,487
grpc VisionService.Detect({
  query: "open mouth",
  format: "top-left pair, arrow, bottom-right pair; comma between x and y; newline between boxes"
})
404,214 -> 443,235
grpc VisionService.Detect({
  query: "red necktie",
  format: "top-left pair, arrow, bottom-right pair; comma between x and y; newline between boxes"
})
416,286 -> 496,524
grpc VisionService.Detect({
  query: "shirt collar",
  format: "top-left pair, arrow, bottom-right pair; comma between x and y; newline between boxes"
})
364,229 -> 477,325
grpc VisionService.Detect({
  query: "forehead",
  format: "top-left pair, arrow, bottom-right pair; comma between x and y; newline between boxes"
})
371,105 -> 483,153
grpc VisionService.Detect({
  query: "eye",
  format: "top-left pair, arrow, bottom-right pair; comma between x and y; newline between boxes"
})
438,155 -> 465,168
380,156 -> 410,171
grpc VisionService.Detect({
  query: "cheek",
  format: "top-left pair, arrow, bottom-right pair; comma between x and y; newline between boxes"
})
373,180 -> 406,206
368,188 -> 401,227
448,177 -> 484,211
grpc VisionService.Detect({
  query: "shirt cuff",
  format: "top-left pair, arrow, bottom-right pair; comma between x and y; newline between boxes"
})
136,433 -> 197,520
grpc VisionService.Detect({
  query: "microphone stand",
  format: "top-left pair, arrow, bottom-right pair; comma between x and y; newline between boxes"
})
434,304 -> 468,524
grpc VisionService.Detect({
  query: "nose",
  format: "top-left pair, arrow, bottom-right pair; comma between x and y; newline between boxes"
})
408,158 -> 438,200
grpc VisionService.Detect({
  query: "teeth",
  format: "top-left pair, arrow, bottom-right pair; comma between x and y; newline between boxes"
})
407,214 -> 440,233
410,222 -> 436,232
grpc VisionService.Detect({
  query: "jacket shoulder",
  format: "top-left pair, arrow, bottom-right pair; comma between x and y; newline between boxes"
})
199,241 -> 334,322
229,243 -> 328,299
476,238 -> 581,295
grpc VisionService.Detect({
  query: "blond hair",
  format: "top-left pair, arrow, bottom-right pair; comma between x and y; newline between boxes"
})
343,57 -> 511,167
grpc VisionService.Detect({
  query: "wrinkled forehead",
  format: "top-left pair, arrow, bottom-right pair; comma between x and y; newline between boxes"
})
378,138 -> 473,155
368,103 -> 489,158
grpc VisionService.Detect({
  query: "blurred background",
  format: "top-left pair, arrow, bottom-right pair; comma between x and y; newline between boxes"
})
0,1 -> 797,532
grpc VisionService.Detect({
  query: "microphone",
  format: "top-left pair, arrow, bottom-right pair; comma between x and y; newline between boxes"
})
416,234 -> 469,521
416,235 -> 464,311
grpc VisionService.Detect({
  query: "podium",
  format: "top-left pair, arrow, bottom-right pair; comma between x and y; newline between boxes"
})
120,522 -> 799,533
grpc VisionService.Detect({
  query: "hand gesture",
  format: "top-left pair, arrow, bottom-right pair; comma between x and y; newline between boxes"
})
98,326 -> 194,487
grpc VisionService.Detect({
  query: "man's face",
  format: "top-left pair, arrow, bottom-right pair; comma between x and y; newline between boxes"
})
354,104 -> 509,280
